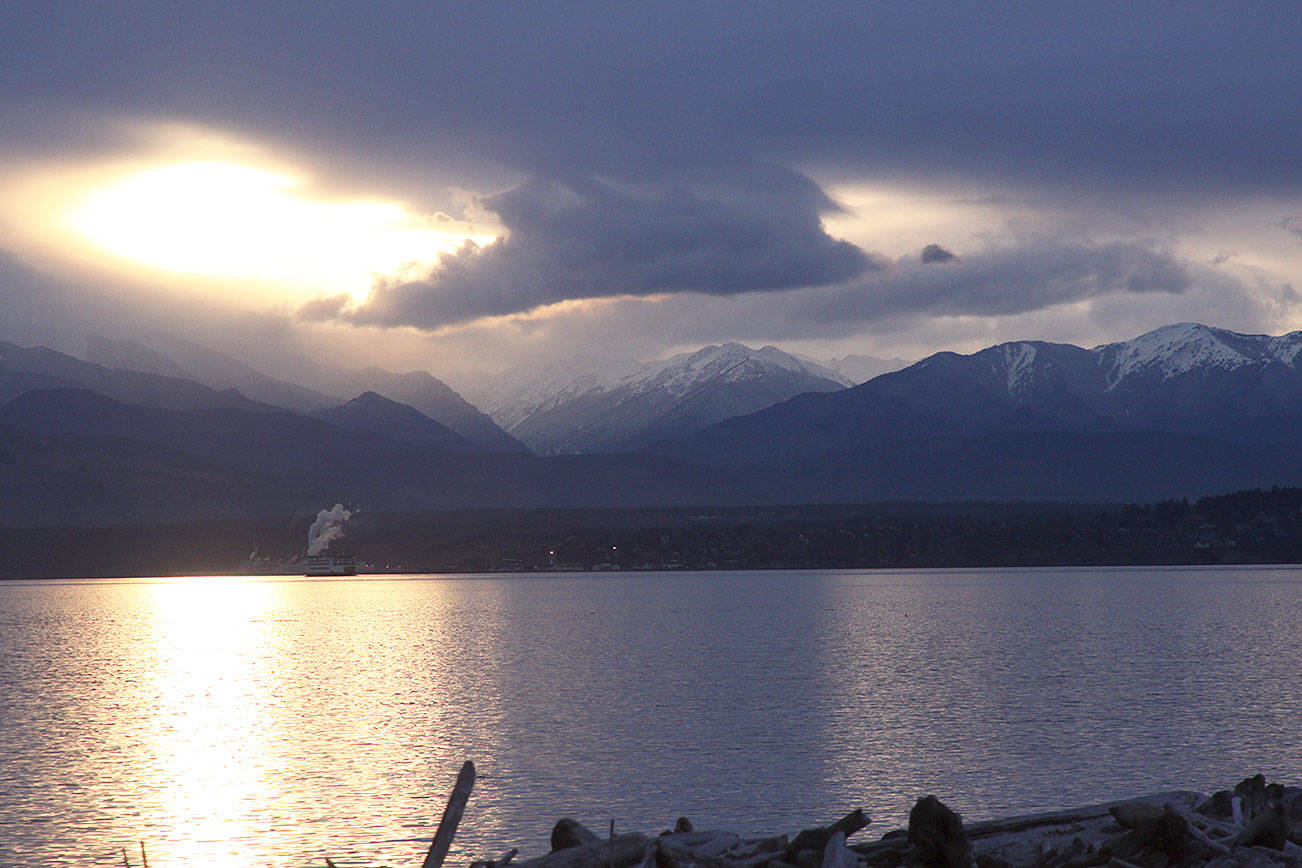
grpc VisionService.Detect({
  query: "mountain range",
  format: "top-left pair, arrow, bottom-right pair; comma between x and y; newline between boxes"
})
1,340 -> 276,413
3,322 -> 1302,526
83,334 -> 526,453
84,335 -> 339,412
669,323 -> 1302,467
0,386 -> 765,526
473,343 -> 849,454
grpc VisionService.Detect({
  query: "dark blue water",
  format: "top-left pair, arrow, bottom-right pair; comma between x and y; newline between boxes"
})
1,567 -> 1299,867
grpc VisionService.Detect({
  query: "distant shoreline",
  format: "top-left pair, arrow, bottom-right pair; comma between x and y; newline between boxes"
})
2,489 -> 1301,580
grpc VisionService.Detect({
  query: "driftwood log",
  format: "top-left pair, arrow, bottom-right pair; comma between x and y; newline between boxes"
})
422,760 -> 476,868
786,809 -> 871,859
553,818 -> 603,851
377,766 -> 1302,868
820,832 -> 858,868
511,834 -> 651,868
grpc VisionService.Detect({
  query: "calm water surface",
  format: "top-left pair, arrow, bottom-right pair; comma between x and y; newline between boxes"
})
1,567 -> 1300,867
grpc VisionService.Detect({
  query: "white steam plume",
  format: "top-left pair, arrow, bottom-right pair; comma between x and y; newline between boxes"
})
307,503 -> 352,556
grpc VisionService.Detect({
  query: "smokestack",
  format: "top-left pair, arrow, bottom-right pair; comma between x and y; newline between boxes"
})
307,503 -> 352,556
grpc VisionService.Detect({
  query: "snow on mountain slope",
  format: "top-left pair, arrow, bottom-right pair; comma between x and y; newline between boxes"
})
461,355 -> 643,431
1268,333 -> 1302,365
501,342 -> 849,453
1095,323 -> 1290,388
987,342 -> 1041,395
939,323 -> 1302,405
622,343 -> 846,398
669,322 -> 1302,469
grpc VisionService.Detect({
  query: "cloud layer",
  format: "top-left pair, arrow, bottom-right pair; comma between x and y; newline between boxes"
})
348,168 -> 875,327
2,3 -> 1300,378
5,4 -> 1298,195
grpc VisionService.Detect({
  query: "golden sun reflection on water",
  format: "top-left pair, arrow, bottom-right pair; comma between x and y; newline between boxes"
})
109,576 -> 516,868
133,579 -> 285,867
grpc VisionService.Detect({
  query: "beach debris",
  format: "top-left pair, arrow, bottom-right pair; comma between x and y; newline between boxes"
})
906,796 -> 972,868
1108,801 -> 1165,830
471,848 -> 519,868
512,833 -> 650,868
372,769 -> 1302,868
822,832 -> 859,868
787,809 -> 872,861
553,818 -> 602,851
1197,774 -> 1302,848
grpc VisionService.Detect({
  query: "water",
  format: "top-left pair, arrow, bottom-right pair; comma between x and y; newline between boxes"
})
1,567 -> 1300,867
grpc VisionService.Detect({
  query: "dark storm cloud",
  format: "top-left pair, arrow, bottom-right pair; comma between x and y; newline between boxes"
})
845,241 -> 1191,319
2,3 -> 1297,194
625,239 -> 1196,342
423,237 -> 1207,362
920,244 -> 957,264
346,168 -> 877,328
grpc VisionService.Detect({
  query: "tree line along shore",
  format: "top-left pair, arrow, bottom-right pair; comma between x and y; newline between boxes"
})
2,487 -> 1300,580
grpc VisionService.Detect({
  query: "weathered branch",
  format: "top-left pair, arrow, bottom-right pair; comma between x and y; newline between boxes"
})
422,760 -> 476,868
787,809 -> 870,858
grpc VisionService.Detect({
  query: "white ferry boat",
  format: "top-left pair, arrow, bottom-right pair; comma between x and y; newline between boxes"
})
303,555 -> 357,576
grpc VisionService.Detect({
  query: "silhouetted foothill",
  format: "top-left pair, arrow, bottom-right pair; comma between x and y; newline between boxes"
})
907,796 -> 973,868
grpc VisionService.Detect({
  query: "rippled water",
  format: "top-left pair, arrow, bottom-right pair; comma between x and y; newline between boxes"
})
2,567 -> 1300,867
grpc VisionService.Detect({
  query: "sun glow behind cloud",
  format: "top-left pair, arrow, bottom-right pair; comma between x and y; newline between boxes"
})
59,160 -> 494,303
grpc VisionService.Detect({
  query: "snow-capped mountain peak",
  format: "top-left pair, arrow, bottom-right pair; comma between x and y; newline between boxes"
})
1098,322 -> 1298,388
462,355 -> 641,430
620,343 -> 845,399
480,341 -> 848,453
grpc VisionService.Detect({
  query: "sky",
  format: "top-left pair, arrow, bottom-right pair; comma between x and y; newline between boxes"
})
1,2 -> 1299,383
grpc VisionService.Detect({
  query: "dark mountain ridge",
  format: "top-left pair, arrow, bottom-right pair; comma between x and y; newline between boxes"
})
310,391 -> 477,452
85,334 -> 341,412
670,323 -> 1302,468
0,388 -> 768,524
81,333 -> 528,453
0,341 -> 275,413
326,367 -> 529,453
